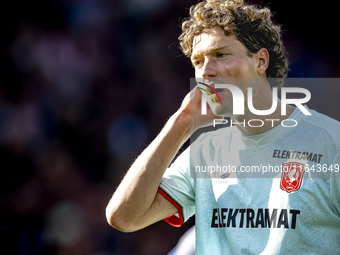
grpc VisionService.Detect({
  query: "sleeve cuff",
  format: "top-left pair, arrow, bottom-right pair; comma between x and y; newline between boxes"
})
158,187 -> 184,227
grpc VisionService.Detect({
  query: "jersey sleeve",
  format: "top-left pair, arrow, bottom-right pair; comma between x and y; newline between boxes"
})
330,149 -> 340,216
159,147 -> 195,227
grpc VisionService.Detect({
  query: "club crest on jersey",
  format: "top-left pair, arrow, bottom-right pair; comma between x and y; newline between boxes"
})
280,162 -> 306,193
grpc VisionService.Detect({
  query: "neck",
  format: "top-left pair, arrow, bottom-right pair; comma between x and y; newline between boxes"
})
231,100 -> 296,136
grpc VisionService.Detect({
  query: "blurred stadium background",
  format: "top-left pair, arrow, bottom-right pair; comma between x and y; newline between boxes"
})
0,0 -> 339,254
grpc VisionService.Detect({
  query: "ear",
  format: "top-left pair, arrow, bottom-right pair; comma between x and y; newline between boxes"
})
255,48 -> 269,76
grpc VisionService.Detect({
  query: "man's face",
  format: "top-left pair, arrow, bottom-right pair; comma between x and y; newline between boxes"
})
191,26 -> 263,116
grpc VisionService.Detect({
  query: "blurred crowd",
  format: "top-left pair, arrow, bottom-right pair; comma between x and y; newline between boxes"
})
0,0 -> 339,254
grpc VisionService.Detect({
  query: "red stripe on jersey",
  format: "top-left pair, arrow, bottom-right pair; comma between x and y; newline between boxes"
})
158,187 -> 184,227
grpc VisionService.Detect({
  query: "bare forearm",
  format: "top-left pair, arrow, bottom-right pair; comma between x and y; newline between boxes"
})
106,111 -> 190,231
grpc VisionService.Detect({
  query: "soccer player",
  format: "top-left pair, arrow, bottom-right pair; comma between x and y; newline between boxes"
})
106,0 -> 340,253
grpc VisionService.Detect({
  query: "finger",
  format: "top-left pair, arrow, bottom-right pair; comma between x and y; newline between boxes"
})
190,85 -> 203,101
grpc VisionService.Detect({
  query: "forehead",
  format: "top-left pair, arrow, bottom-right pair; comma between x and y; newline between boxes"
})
191,27 -> 242,57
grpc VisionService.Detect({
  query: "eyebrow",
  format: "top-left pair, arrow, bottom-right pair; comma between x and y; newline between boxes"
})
191,45 -> 231,62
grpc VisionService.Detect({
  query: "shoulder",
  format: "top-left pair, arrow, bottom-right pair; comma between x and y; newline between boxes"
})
167,127 -> 239,170
191,126 -> 241,153
301,109 -> 340,149
195,125 -> 240,142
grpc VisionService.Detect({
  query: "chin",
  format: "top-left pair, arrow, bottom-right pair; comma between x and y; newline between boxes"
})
211,104 -> 230,117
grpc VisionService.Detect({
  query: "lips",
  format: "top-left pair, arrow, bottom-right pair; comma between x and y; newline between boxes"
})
213,88 -> 224,94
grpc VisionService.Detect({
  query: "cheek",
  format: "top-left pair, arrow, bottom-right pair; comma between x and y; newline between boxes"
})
219,89 -> 234,104
194,66 -> 204,78
219,59 -> 246,78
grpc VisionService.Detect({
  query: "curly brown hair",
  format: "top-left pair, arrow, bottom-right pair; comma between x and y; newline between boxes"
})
179,0 -> 289,87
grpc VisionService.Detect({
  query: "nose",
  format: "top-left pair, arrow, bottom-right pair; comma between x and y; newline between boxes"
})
199,57 -> 217,79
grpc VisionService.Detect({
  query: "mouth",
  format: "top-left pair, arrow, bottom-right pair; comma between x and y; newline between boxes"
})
197,82 -> 223,105
213,88 -> 224,94
197,82 -> 223,94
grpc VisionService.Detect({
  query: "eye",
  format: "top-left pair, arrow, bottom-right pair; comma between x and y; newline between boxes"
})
193,60 -> 203,68
216,52 -> 227,58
